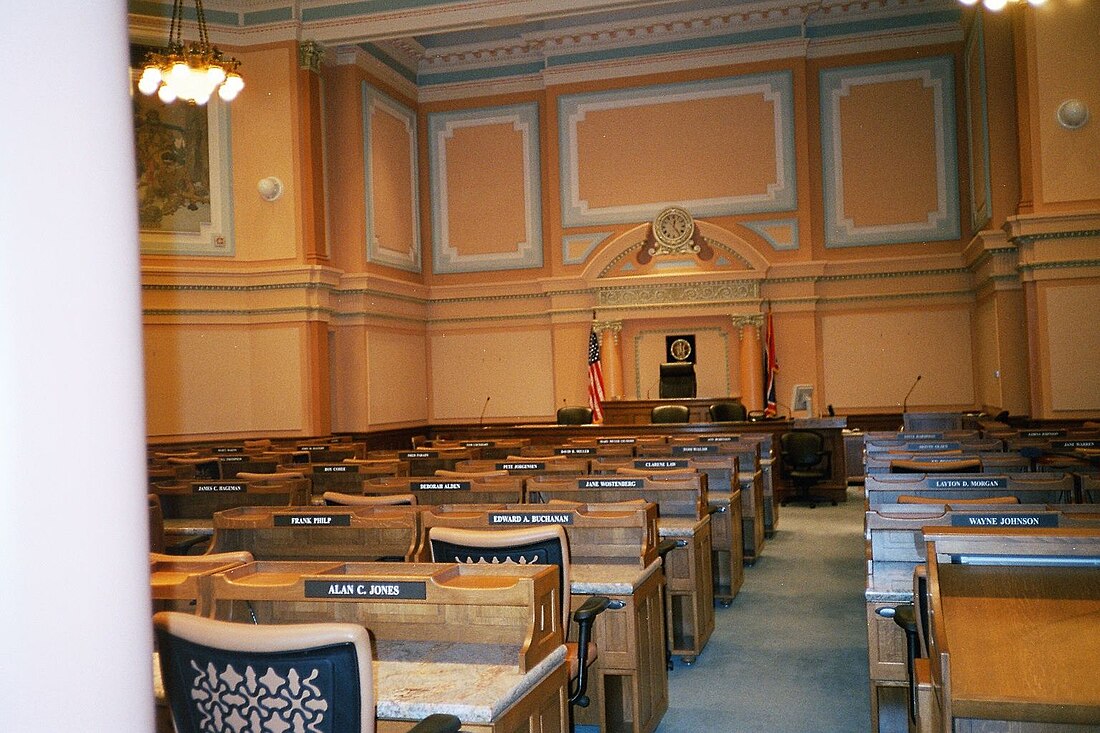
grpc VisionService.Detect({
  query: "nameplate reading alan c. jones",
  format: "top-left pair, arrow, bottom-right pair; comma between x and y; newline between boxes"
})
488,512 -> 575,525
411,481 -> 471,491
951,514 -> 1058,528
274,514 -> 352,527
579,478 -> 644,489
193,483 -> 246,493
929,478 -> 1009,489
497,462 -> 545,471
672,445 -> 718,455
635,460 -> 688,469
304,580 -> 427,600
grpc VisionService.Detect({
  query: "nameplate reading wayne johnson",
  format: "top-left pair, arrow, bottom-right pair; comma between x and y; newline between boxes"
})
951,514 -> 1058,527
304,580 -> 427,600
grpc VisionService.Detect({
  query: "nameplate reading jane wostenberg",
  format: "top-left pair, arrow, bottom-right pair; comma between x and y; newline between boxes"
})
497,462 -> 545,471
556,447 -> 594,455
672,445 -> 718,455
951,514 -> 1058,527
488,512 -> 575,525
580,478 -> 644,489
410,481 -> 471,491
320,465 -> 352,472
274,514 -> 352,527
304,580 -> 427,600
193,483 -> 246,493
929,478 -> 1008,489
401,451 -> 439,459
635,460 -> 688,469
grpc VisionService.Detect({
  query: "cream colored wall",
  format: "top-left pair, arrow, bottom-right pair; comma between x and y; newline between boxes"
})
1044,281 -> 1100,413
368,328 -> 430,425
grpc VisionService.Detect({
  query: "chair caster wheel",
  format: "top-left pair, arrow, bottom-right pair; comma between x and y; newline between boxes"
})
681,656 -> 696,666
719,600 -> 732,608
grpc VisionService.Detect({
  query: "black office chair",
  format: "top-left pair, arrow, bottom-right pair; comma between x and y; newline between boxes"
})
651,404 -> 690,424
154,611 -> 461,733
427,525 -> 612,732
708,401 -> 747,422
779,430 -> 834,507
557,405 -> 594,425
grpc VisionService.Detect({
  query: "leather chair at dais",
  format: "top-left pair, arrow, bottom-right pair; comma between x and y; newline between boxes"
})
658,362 -> 696,398
558,406 -> 594,425
779,430 -> 834,507
651,404 -> 691,424
708,401 -> 747,422
154,611 -> 461,733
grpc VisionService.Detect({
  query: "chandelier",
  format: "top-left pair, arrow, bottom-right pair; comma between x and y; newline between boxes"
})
137,0 -> 244,105
959,0 -> 1045,10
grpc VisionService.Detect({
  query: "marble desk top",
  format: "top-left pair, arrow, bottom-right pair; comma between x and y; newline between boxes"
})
163,519 -> 213,536
155,642 -> 566,725
571,561 -> 660,595
657,516 -> 708,537
866,561 -> 917,603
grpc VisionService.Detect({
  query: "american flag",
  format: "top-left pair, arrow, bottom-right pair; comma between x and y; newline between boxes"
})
587,328 -> 605,423
763,311 -> 778,417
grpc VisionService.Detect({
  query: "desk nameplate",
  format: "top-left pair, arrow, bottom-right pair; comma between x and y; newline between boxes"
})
274,514 -> 353,527
488,512 -> 575,526
411,481 -> 471,491
304,580 -> 427,600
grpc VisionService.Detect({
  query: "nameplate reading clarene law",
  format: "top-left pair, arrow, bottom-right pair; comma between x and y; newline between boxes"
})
672,445 -> 718,455
488,512 -> 575,526
579,478 -> 644,489
304,580 -> 427,600
193,483 -> 246,493
635,460 -> 688,470
950,514 -> 1058,528
497,462 -> 545,471
274,514 -> 352,527
929,478 -> 1009,489
410,481 -> 471,491
555,447 -> 594,456
400,451 -> 439,459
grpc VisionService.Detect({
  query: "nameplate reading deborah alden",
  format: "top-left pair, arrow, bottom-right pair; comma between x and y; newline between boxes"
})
951,514 -> 1058,527
411,481 -> 471,491
274,514 -> 352,527
193,483 -> 246,493
488,512 -> 575,525
304,580 -> 427,600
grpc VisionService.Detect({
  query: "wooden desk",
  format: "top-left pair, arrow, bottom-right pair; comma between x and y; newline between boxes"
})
601,398 -> 742,426
919,528 -> 1100,731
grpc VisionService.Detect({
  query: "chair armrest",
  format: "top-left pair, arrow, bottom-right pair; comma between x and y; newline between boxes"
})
656,538 -> 679,562
408,713 -> 462,733
164,534 -> 210,555
573,595 -> 611,624
570,595 -> 616,707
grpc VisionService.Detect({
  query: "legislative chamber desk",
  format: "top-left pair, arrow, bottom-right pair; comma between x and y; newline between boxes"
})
917,528 -> 1100,732
459,414 -> 848,503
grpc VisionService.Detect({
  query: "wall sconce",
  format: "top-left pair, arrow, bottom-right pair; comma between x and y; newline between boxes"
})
257,176 -> 284,201
1056,99 -> 1090,130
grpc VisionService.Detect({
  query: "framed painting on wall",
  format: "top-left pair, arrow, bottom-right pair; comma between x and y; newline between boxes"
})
132,71 -> 234,256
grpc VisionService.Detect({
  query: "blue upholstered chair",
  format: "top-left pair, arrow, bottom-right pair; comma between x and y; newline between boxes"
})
154,611 -> 460,733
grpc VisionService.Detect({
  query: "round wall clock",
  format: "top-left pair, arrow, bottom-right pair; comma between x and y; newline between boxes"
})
652,206 -> 695,247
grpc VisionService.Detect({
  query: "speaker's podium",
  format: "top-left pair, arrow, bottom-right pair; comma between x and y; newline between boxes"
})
659,362 -> 696,399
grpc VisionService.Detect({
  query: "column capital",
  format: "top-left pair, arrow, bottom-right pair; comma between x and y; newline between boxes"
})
299,40 -> 325,74
732,314 -> 763,329
594,320 -> 623,334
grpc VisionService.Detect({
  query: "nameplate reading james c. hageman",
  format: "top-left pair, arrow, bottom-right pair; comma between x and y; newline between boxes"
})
635,460 -> 688,469
496,462 -> 545,471
193,483 -> 246,493
929,478 -> 1009,489
579,478 -> 644,489
304,580 -> 427,600
400,451 -> 439,459
555,447 -> 594,455
488,512 -> 575,525
410,481 -> 471,491
274,514 -> 352,527
951,514 -> 1058,527
672,445 -> 718,455
320,465 -> 353,472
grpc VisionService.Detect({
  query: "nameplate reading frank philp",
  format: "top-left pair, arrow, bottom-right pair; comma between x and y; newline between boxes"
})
929,478 -> 1008,489
672,445 -> 718,455
951,514 -> 1058,527
488,512 -> 575,525
635,460 -> 688,469
193,483 -> 246,493
400,451 -> 438,459
497,462 -> 545,471
1053,440 -> 1099,449
304,580 -> 426,600
411,481 -> 470,491
213,446 -> 243,454
598,438 -> 636,444
274,514 -> 352,527
579,478 -> 644,489
555,447 -> 594,455
320,465 -> 353,472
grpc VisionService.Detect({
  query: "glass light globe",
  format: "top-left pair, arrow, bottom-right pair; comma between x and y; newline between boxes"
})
224,73 -> 244,94
218,83 -> 239,102
194,92 -> 211,106
158,84 -> 177,103
140,66 -> 162,84
959,0 -> 979,5
1028,0 -> 1046,5
168,62 -> 191,85
984,0 -> 1008,9
206,65 -> 226,86
138,75 -> 160,96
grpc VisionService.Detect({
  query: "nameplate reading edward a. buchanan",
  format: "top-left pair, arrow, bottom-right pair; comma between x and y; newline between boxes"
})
304,580 -> 427,600
488,512 -> 575,525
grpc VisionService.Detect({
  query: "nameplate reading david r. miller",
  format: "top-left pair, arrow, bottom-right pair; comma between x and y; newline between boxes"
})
488,512 -> 575,525
274,514 -> 352,527
304,580 -> 427,600
951,514 -> 1058,527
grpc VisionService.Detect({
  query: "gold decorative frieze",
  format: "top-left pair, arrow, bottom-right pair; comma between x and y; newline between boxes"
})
597,280 -> 759,307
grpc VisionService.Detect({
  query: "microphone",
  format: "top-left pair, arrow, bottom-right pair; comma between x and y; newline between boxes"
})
827,404 -> 835,417
901,375 -> 922,414
478,396 -> 491,428
645,376 -> 661,400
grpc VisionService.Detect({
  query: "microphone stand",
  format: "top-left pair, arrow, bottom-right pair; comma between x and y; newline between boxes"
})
478,396 -> 491,428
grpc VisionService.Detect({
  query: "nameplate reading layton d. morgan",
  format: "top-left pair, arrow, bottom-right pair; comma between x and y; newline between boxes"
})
193,483 -> 246,493
488,512 -> 575,525
410,481 -> 471,491
951,514 -> 1058,527
274,514 -> 352,527
929,478 -> 1008,489
304,580 -> 427,600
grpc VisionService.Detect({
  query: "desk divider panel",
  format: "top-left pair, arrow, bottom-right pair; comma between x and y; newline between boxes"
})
365,475 -> 526,505
864,472 -> 1075,505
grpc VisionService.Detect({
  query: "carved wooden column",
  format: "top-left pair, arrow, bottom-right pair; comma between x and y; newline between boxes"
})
736,315 -> 764,412
597,320 -> 624,400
